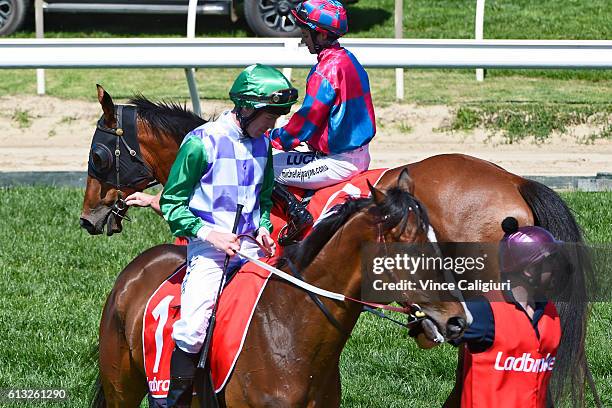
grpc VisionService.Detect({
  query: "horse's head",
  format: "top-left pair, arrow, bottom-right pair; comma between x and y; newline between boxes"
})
79,85 -> 157,236
366,169 -> 470,343
80,86 -> 207,236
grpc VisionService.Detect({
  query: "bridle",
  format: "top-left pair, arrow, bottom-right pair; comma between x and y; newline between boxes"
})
362,207 -> 430,328
88,104 -> 159,233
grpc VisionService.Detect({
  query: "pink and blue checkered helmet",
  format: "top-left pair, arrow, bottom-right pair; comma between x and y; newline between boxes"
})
292,0 -> 348,37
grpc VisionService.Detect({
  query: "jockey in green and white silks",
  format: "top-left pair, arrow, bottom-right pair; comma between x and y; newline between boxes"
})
159,64 -> 298,408
163,112 -> 272,240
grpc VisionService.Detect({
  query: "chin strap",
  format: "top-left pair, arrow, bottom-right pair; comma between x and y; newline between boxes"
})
235,107 -> 259,136
310,29 -> 324,54
310,29 -> 339,54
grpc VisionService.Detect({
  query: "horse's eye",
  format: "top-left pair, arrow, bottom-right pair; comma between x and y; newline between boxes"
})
91,144 -> 114,172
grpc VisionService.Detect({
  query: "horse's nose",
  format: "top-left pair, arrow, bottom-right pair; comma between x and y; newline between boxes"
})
80,217 -> 99,235
446,316 -> 467,340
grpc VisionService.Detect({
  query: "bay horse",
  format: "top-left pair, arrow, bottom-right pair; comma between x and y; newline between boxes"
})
82,86 -> 593,407
92,167 -> 469,407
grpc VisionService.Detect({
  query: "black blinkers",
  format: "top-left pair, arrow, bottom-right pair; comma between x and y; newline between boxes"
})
88,104 -> 155,189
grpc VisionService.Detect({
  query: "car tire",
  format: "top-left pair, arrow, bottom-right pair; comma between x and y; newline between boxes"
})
243,0 -> 301,37
0,0 -> 28,36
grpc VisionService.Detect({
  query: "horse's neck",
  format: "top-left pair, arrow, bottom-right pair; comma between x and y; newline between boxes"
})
304,213 -> 373,310
250,213 -> 375,376
138,121 -> 180,186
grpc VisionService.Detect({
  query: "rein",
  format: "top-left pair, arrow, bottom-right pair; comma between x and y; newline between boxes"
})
235,233 -> 427,331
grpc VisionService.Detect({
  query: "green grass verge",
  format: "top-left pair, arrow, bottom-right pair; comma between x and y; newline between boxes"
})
3,67 -> 610,144
9,0 -> 612,43
0,187 -> 610,407
1,69 -> 611,107
449,103 -> 612,144
1,0 -> 611,100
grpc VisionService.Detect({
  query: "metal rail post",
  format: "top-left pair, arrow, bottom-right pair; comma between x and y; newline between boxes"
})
35,0 -> 45,95
395,0 -> 404,100
185,0 -> 202,116
475,0 -> 486,81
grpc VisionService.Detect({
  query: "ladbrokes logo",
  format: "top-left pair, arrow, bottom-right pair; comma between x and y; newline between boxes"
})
494,352 -> 556,373
148,377 -> 170,392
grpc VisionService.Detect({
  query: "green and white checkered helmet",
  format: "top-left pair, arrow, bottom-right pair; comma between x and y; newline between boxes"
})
230,64 -> 298,112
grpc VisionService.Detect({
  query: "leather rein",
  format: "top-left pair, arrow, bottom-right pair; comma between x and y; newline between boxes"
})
235,223 -> 428,335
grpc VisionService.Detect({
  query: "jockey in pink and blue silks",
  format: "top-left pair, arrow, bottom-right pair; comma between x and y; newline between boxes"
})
267,0 -> 376,245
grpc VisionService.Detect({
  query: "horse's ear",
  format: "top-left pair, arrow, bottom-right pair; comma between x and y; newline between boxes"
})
397,168 -> 415,194
96,84 -> 115,126
367,179 -> 386,205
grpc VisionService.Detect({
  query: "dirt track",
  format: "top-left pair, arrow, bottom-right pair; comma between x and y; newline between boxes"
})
1,95 -> 610,175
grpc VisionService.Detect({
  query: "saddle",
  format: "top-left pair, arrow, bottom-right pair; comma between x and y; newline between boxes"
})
270,168 -> 389,246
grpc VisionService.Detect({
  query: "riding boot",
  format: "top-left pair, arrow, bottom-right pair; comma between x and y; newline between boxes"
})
166,346 -> 199,408
273,183 -> 314,246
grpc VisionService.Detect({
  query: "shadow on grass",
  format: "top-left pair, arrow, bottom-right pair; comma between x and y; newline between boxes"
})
347,6 -> 392,34
14,6 -> 392,38
14,12 -> 252,37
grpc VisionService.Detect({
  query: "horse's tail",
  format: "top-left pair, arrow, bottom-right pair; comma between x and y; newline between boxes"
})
91,375 -> 106,408
89,344 -> 106,408
518,179 -> 597,408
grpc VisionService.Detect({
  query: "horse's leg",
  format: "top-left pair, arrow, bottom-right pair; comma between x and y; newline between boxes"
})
317,366 -> 341,408
99,245 -> 187,407
99,293 -> 148,408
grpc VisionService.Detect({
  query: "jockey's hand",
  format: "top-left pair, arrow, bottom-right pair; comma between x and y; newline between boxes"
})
206,231 -> 240,256
256,227 -> 276,257
125,192 -> 154,207
124,191 -> 162,216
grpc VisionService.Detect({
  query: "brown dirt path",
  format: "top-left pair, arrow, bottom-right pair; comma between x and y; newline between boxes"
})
1,95 -> 610,175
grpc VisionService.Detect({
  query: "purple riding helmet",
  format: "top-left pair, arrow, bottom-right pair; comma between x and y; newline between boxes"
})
499,217 -> 562,275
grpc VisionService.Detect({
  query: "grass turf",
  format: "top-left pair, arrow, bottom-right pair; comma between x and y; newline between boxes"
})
8,0 -> 612,42
0,187 -> 609,407
2,0 -> 612,99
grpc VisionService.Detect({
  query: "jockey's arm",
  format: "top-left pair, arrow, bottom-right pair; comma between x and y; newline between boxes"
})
150,191 -> 162,215
159,137 -> 208,239
267,71 -> 335,151
255,146 -> 276,256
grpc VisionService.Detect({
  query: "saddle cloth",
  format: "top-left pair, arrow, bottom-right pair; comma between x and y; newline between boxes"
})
143,168 -> 389,399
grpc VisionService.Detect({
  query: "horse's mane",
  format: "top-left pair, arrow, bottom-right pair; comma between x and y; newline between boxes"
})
278,184 -> 429,270
128,95 -> 207,144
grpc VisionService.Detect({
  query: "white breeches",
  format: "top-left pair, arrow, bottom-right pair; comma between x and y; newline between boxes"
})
273,144 -> 371,189
172,238 -> 262,354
